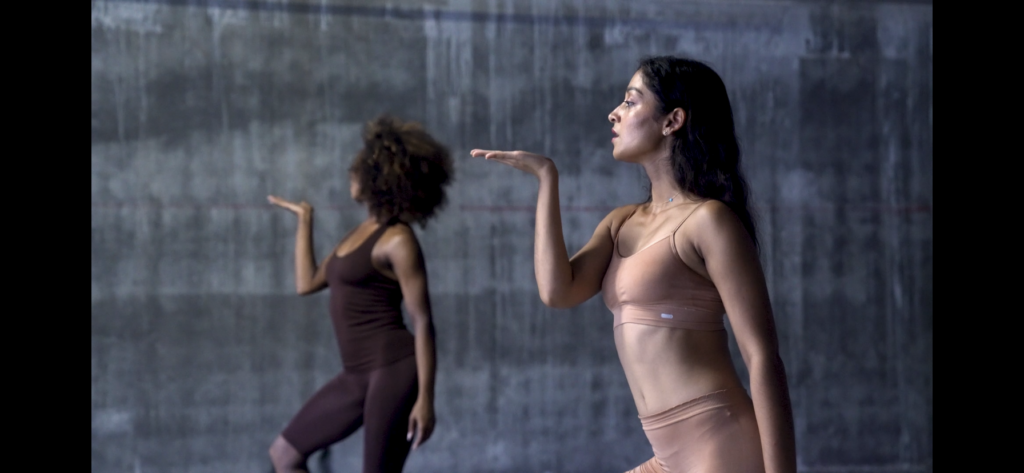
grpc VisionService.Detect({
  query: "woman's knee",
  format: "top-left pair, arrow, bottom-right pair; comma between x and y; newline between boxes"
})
268,435 -> 305,470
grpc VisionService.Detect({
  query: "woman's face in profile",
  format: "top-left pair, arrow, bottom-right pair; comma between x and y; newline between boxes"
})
608,70 -> 666,163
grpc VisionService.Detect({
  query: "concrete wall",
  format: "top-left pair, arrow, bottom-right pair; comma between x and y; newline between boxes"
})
91,0 -> 932,471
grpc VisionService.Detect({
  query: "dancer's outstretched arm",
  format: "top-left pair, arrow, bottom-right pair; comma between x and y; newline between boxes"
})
268,195 -> 330,295
470,150 -> 620,308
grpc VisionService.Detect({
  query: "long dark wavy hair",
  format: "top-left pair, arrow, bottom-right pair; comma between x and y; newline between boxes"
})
638,56 -> 759,252
348,115 -> 454,228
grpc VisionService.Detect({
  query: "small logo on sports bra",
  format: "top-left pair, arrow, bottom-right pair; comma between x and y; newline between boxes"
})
661,313 -> 674,319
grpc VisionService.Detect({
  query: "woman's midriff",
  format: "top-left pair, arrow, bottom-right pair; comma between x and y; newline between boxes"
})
614,323 -> 745,417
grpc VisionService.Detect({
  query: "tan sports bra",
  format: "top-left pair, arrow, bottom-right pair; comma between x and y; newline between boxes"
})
601,202 -> 726,331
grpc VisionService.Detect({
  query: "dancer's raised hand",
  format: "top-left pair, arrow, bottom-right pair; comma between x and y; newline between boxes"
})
470,149 -> 556,178
267,195 -> 312,217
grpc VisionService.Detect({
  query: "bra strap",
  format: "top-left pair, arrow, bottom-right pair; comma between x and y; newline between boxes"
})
612,204 -> 642,241
670,200 -> 710,236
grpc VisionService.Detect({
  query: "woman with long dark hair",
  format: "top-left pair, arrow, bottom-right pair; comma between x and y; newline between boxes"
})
267,115 -> 453,473
471,57 -> 796,473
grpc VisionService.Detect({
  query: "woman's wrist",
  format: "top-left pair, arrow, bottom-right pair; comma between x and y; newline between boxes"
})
537,159 -> 558,181
415,391 -> 435,405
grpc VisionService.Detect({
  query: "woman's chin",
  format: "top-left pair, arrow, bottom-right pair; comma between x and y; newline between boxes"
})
611,151 -> 635,163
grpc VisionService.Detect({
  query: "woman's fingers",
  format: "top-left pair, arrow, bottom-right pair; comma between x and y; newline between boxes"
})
406,411 -> 434,449
267,195 -> 309,214
407,417 -> 417,443
417,421 -> 433,449
413,419 -> 433,449
267,195 -> 293,207
412,422 -> 423,449
469,149 -> 498,158
470,149 -> 522,167
470,149 -> 521,161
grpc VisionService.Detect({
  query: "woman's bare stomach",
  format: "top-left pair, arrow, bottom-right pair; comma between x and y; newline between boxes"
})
614,323 -> 746,416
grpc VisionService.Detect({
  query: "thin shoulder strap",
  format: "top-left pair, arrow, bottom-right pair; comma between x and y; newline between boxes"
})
358,220 -> 393,254
612,204 -> 642,241
371,219 -> 393,239
670,200 -> 710,236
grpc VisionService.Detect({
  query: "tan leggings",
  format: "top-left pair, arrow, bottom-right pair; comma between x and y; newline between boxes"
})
625,389 -> 765,473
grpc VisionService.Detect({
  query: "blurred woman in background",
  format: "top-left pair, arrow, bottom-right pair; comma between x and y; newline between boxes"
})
267,115 -> 453,473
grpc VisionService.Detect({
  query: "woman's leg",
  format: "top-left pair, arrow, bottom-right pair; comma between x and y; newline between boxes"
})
270,371 -> 370,473
269,435 -> 308,473
361,356 -> 419,473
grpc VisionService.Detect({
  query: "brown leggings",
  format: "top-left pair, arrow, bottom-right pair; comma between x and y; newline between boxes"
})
280,356 -> 419,473
626,389 -> 765,473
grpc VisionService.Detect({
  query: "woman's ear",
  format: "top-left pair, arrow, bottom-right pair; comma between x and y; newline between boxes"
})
664,107 -> 686,135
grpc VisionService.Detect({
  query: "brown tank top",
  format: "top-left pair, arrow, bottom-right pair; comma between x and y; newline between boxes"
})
326,222 -> 415,372
602,203 -> 726,331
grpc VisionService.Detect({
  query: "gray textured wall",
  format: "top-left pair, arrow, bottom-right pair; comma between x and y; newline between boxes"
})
91,0 -> 933,472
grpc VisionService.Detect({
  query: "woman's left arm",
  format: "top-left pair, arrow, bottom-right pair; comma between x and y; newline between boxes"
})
384,225 -> 437,450
695,201 -> 796,473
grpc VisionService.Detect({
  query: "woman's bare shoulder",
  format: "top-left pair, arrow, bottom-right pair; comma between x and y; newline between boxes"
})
691,199 -> 741,230
605,203 -> 642,222
602,203 -> 643,235
688,199 -> 755,253
380,222 -> 419,247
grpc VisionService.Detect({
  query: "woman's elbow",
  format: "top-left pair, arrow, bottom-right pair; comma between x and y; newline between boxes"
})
740,343 -> 782,367
539,294 -> 559,308
539,290 -> 575,309
408,309 -> 433,326
411,315 -> 435,336
745,350 -> 787,378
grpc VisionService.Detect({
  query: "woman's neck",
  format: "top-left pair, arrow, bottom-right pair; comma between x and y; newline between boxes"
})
641,155 -> 701,208
363,207 -> 387,225
642,155 -> 680,203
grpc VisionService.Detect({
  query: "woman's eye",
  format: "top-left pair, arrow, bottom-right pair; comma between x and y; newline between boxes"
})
623,101 -> 634,107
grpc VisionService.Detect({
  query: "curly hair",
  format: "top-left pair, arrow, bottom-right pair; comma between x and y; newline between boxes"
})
637,56 -> 759,252
348,115 -> 454,227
